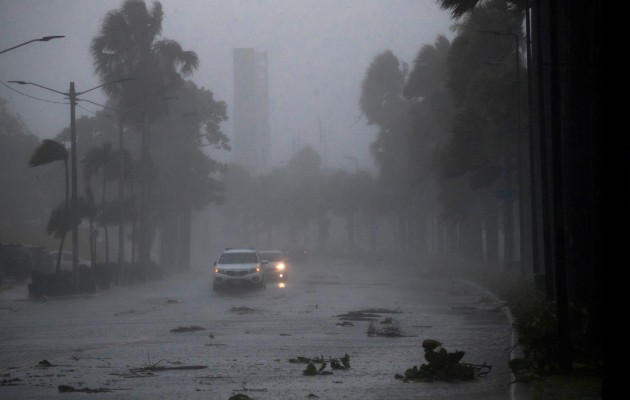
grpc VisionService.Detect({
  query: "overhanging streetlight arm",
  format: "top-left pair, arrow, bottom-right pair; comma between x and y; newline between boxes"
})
8,77 -> 135,98
76,77 -> 135,96
0,35 -> 65,55
7,80 -> 67,96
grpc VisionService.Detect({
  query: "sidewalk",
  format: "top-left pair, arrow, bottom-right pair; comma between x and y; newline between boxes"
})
463,279 -> 603,400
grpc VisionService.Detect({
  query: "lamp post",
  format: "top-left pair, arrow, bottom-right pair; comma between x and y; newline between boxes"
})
9,78 -> 133,274
0,35 -> 64,55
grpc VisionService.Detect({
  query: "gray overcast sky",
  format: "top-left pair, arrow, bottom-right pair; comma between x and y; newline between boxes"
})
0,0 -> 453,172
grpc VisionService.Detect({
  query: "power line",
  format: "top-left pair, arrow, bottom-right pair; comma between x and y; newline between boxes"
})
0,81 -> 68,105
76,103 -> 102,115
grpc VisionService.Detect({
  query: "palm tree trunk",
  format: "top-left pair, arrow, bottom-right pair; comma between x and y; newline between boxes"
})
102,179 -> 110,263
55,233 -> 67,274
56,159 -> 70,274
180,207 -> 192,270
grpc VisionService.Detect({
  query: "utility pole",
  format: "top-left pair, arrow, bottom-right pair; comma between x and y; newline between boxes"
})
138,116 -> 151,268
118,114 -> 125,267
8,78 -> 133,275
69,82 -> 79,276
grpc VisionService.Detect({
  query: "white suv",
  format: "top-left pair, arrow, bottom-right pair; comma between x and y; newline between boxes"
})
212,248 -> 266,290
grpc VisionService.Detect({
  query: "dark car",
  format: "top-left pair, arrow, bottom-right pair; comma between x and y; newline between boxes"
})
0,243 -> 33,281
259,250 -> 289,281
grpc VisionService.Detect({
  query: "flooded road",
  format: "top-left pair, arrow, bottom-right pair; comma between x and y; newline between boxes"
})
1,259 -> 513,399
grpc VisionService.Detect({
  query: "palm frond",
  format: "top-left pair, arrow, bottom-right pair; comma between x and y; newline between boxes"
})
437,0 -> 486,18
29,139 -> 67,167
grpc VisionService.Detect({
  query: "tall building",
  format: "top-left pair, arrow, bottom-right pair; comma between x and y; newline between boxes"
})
232,48 -> 270,174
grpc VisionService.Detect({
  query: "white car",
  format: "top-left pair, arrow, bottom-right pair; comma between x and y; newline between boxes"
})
212,248 -> 266,290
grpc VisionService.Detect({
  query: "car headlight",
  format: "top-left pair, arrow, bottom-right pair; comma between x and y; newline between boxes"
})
250,267 -> 261,273
214,268 -> 225,274
275,263 -> 285,271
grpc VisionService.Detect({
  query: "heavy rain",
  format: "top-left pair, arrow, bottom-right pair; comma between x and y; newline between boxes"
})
1,1 -> 606,399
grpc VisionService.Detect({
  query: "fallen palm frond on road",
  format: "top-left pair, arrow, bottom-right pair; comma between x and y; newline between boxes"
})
58,384 -> 121,393
170,325 -> 205,333
289,354 -> 351,375
129,358 -> 207,373
395,339 -> 491,382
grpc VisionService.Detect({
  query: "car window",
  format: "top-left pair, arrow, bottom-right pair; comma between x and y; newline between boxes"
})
219,252 -> 258,264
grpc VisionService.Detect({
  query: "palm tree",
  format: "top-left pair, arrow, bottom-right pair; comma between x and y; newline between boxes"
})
90,0 -> 199,268
90,0 -> 198,123
29,139 -> 69,273
437,0 -> 527,19
83,142 -> 117,263
438,0 -> 607,377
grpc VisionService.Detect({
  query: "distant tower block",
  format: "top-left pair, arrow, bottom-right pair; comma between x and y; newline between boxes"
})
233,48 -> 270,174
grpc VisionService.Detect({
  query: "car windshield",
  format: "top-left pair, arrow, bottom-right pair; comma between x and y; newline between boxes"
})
219,252 -> 258,264
260,251 -> 283,261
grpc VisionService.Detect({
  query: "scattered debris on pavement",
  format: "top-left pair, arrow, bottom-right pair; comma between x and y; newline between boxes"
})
232,381 -> 267,394
395,339 -> 491,382
335,311 -> 380,321
367,319 -> 404,337
170,325 -> 205,333
1,377 -> 22,386
290,354 -> 351,376
303,362 -> 333,376
130,360 -> 207,373
229,394 -> 253,400
230,306 -> 259,314
58,384 -> 113,393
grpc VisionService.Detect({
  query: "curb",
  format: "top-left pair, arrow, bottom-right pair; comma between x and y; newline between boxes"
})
461,279 -> 526,400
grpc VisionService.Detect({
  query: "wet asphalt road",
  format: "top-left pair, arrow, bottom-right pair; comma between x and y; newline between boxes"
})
1,259 -> 513,399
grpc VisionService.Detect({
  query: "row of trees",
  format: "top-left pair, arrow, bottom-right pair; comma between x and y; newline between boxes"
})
216,146 -> 377,255
3,0 -> 229,274
352,0 -> 605,379
358,0 -> 526,268
434,0 -> 606,377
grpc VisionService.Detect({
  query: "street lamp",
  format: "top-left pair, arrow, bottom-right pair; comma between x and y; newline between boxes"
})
0,36 -> 65,55
8,78 -> 133,274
